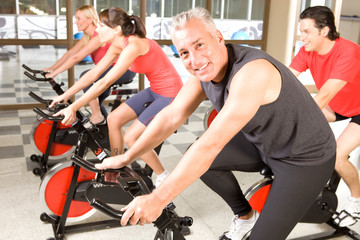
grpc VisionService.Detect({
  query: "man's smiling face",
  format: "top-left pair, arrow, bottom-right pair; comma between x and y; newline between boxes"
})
172,19 -> 228,83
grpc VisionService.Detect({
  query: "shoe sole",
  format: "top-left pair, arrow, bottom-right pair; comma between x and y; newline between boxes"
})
242,230 -> 252,240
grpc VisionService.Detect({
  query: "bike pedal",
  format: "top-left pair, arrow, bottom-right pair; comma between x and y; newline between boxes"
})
180,226 -> 191,236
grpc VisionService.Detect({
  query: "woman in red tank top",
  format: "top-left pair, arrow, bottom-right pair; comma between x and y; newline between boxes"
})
53,7 -> 183,185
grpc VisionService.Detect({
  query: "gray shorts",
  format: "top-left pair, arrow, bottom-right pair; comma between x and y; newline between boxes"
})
125,87 -> 174,126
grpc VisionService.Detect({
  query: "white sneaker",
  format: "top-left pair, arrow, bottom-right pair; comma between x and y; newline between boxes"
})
219,211 -> 259,240
155,169 -> 169,187
334,196 -> 360,227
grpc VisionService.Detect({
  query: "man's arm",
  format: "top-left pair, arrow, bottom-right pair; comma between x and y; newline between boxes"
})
120,59 -> 278,226
289,67 -> 301,77
289,67 -> 346,110
314,79 -> 346,110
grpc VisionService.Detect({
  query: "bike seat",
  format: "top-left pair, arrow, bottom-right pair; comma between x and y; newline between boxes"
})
260,166 -> 274,176
112,79 -> 133,88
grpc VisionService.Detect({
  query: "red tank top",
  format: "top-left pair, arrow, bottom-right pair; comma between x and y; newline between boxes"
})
125,36 -> 183,97
90,31 -> 116,65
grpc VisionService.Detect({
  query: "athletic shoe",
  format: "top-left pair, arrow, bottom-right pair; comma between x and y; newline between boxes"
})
155,169 -> 169,187
334,196 -> 360,227
219,211 -> 259,240
95,117 -> 107,125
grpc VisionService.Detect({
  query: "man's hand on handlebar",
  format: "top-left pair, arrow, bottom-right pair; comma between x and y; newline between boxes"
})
120,193 -> 164,227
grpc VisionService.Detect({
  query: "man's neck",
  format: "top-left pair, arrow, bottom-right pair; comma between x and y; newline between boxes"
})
317,38 -> 336,55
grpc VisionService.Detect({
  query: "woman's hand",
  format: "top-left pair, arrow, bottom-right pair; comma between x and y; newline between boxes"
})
95,155 -> 130,170
95,155 -> 131,182
43,68 -> 53,73
53,104 -> 77,125
43,68 -> 56,79
50,94 -> 66,108
45,72 -> 56,79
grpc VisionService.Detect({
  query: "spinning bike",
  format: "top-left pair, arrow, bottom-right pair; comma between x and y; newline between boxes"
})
34,107 -> 192,240
23,64 -> 137,178
203,104 -> 360,240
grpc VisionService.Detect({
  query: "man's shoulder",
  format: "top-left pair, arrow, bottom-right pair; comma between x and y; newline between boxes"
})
336,37 -> 359,50
333,37 -> 360,58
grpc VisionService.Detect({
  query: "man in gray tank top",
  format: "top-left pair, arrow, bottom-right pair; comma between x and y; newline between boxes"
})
95,7 -> 336,240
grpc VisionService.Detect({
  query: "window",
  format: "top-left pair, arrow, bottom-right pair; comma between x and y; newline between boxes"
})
145,0 -> 266,40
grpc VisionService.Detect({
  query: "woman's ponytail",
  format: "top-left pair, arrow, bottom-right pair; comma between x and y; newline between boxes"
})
130,15 -> 146,38
100,7 -> 146,38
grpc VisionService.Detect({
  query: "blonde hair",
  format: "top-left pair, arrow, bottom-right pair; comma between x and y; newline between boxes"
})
76,5 -> 99,45
171,7 -> 217,38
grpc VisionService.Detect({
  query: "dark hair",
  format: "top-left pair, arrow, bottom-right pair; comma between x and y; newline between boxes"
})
99,7 -> 146,38
300,6 -> 340,40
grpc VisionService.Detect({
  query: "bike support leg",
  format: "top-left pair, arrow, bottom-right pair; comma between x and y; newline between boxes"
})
51,134 -> 87,239
39,121 -> 58,177
52,163 -> 81,239
153,212 -> 186,240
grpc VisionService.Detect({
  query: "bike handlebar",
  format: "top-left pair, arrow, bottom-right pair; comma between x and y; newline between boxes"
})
22,64 -> 49,75
90,198 -> 124,220
33,107 -> 64,122
29,91 -> 52,105
30,91 -> 68,114
24,70 -> 52,82
71,154 -> 152,196
71,154 -> 138,175
71,154 -> 104,173
23,64 -> 52,82
22,64 -> 44,74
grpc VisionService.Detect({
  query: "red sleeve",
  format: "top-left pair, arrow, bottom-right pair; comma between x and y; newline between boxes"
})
289,47 -> 308,73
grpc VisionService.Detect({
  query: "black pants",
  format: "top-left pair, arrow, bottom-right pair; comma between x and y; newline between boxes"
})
200,131 -> 335,240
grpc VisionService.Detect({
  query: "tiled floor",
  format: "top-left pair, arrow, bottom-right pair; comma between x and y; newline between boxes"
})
0,102 -> 359,240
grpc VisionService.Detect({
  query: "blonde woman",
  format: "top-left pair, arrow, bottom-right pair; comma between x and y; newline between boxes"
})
46,5 -> 135,124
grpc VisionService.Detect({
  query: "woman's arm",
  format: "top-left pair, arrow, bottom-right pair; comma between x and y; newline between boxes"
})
45,37 -> 86,74
57,37 -> 147,124
47,35 -> 103,79
50,44 -> 118,108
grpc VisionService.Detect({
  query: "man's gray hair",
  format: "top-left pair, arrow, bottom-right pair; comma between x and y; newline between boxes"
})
170,7 -> 217,37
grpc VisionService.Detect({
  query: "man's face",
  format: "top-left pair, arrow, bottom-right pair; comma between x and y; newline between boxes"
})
299,18 -> 327,53
172,19 -> 227,83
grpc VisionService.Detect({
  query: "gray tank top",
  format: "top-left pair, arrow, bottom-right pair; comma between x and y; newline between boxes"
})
201,44 -> 335,166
